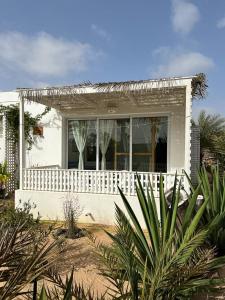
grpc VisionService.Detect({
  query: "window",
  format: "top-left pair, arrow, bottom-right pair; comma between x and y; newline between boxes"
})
99,119 -> 130,170
67,116 -> 168,172
132,117 -> 167,172
68,120 -> 97,170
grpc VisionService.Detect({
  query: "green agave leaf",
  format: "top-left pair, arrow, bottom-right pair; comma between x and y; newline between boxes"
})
39,286 -> 48,300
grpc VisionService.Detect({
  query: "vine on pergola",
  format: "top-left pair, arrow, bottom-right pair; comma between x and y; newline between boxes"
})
0,104 -> 50,150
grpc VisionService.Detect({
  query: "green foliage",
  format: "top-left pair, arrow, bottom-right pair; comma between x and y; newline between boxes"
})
0,161 -> 10,198
188,166 -> 225,256
97,175 -> 225,299
0,104 -> 50,150
0,217 -> 62,299
193,110 -> 225,167
0,200 -> 40,228
0,161 -> 10,182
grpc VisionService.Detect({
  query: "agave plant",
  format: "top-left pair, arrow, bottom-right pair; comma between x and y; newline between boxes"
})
97,175 -> 225,299
187,166 -> 225,256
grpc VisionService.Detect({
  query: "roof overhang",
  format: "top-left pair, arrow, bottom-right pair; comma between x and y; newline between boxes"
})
17,75 -> 204,113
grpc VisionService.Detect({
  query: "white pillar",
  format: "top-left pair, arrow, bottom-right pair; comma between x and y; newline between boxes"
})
184,82 -> 192,190
19,95 -> 25,190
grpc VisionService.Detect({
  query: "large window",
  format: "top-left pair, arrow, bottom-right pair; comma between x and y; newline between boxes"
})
68,116 -> 167,172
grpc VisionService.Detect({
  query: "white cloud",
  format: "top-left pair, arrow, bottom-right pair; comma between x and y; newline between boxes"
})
171,0 -> 200,34
217,16 -> 225,28
91,24 -> 110,41
0,31 -> 95,77
151,48 -> 214,77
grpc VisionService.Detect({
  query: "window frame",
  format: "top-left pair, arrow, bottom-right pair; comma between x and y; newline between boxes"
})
66,114 -> 170,172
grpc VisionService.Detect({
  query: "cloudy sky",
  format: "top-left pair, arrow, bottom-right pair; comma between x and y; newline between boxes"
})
0,0 -> 224,116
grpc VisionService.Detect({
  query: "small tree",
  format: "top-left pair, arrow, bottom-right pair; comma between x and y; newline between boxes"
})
63,194 -> 83,238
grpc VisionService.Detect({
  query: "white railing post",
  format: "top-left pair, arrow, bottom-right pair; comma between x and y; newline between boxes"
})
19,95 -> 25,190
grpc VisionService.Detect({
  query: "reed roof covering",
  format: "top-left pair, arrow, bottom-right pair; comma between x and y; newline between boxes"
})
17,74 -> 207,113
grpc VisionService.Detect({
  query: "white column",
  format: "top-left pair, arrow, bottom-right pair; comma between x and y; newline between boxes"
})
96,118 -> 99,170
19,95 -> 25,190
184,82 -> 192,190
129,117 -> 132,171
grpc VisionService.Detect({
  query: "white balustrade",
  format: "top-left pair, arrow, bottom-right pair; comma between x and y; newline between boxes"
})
22,169 -> 184,196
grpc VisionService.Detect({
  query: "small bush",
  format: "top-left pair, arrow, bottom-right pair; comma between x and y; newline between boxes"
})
63,194 -> 83,239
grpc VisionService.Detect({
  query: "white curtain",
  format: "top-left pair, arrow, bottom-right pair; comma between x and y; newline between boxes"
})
99,120 -> 114,170
71,120 -> 89,170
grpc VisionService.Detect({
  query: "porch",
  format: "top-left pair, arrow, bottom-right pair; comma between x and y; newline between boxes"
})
15,77 -> 194,223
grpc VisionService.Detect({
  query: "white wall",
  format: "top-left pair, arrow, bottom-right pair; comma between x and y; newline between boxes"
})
0,91 -> 63,168
15,189 -> 157,227
25,102 -> 63,168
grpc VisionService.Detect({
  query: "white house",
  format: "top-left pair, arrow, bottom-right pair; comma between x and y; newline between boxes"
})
1,76 -> 202,225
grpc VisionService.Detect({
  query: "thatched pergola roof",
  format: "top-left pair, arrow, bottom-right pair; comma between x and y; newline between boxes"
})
17,74 -> 207,113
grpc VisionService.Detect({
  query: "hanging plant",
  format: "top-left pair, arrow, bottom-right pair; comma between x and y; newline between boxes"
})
0,104 -> 50,150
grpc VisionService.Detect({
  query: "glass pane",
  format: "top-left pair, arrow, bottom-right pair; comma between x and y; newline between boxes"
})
68,120 -> 96,170
155,117 -> 168,172
132,117 -> 167,172
132,118 -> 152,172
99,119 -> 130,170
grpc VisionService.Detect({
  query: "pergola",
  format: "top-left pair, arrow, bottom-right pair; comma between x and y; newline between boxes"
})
18,75 -> 206,189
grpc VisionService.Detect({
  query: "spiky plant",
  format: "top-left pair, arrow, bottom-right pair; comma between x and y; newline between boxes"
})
42,269 -> 105,300
187,166 -> 225,256
97,175 -> 225,299
0,220 -> 62,300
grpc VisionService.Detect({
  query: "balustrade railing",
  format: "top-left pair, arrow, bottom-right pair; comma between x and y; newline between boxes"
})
23,169 -> 184,196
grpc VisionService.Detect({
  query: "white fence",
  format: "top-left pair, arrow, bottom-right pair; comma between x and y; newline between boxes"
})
22,169 -> 184,196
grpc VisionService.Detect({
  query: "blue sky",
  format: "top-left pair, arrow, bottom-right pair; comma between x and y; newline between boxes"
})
0,0 -> 224,117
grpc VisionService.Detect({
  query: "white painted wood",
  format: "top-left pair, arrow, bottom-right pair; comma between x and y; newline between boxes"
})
184,82 -> 192,191
19,96 -> 25,189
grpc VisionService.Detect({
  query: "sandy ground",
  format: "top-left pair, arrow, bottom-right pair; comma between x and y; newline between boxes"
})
49,223 -> 115,297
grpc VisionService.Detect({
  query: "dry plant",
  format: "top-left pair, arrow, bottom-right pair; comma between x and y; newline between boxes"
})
63,194 -> 83,239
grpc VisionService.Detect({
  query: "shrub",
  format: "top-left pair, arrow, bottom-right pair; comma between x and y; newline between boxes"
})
0,213 -> 63,299
0,161 -> 10,199
63,194 -> 83,239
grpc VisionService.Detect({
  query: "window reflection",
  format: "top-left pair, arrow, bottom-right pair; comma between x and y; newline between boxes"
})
68,117 -> 167,172
68,120 -> 96,170
132,117 -> 167,172
99,119 -> 130,170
